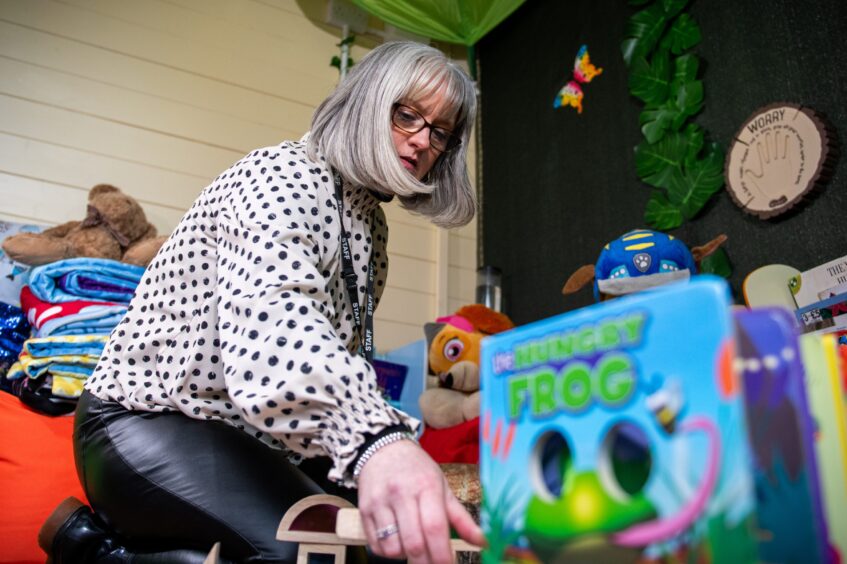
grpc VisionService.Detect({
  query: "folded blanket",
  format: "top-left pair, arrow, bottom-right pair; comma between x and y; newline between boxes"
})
22,335 -> 109,358
7,335 -> 107,398
28,258 -> 145,303
20,286 -> 127,337
15,359 -> 96,379
13,369 -> 87,399
38,315 -> 125,338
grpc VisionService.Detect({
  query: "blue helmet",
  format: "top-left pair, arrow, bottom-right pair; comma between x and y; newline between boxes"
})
593,230 -> 697,301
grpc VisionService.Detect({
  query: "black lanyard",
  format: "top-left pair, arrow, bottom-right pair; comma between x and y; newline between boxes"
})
332,170 -> 375,363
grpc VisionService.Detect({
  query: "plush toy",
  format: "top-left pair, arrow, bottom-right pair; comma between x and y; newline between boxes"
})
418,304 -> 514,466
419,304 -> 515,429
562,229 -> 727,302
1,184 -> 167,268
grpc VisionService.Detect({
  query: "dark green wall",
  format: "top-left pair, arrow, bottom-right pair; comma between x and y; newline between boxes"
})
477,0 -> 847,325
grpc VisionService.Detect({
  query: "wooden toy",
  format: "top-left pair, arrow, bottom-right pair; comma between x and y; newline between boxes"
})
277,495 -> 356,563
276,494 -> 479,563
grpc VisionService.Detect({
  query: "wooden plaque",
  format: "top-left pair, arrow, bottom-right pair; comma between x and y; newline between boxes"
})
725,103 -> 836,219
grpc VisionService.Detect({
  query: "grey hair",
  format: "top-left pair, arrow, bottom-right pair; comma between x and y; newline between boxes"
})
307,41 -> 478,228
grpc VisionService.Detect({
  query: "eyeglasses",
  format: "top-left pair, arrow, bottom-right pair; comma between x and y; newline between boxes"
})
391,104 -> 461,153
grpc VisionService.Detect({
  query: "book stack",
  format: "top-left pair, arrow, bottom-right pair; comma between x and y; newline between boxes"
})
479,277 -> 847,563
790,254 -> 847,339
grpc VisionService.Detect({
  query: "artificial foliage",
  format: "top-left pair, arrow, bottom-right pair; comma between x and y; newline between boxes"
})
700,248 -> 732,279
622,0 -> 724,230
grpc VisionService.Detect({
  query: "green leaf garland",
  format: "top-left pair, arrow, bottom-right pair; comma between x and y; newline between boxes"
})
666,14 -> 701,54
699,248 -> 732,278
622,0 -> 723,230
629,52 -> 671,105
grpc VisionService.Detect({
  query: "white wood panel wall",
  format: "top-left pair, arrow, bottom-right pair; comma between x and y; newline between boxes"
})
0,0 -> 477,352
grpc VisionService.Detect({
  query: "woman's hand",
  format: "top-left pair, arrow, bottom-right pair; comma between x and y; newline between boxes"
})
356,440 -> 485,563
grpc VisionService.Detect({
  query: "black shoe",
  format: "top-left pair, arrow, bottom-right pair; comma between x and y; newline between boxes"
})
39,497 -> 129,563
39,497 -> 221,563
39,497 -> 85,560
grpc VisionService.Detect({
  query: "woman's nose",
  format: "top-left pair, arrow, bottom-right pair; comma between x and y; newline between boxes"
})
407,126 -> 431,150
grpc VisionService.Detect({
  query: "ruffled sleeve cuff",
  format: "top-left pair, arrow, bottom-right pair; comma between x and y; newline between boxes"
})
323,403 -> 421,488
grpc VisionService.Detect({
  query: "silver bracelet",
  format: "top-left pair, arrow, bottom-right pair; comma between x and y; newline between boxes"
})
352,431 -> 415,480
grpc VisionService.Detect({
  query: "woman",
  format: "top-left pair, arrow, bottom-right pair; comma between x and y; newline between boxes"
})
40,41 -> 484,563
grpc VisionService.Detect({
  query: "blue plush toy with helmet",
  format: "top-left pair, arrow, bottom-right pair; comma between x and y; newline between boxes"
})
563,229 -> 727,302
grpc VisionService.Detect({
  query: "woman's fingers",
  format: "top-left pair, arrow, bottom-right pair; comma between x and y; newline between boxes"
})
357,440 -> 479,562
366,508 -> 404,559
415,484 -> 453,562
445,490 -> 487,548
391,491 -> 429,562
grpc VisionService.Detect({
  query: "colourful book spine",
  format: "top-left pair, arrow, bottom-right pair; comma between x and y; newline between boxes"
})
734,307 -> 829,563
801,333 -> 847,561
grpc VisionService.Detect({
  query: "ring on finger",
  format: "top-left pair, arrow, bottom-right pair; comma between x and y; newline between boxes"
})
375,523 -> 399,540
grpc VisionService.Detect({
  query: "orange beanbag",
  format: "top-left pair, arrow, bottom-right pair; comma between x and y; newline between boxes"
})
0,392 -> 86,563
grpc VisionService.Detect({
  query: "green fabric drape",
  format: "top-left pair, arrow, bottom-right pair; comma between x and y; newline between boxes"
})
351,0 -> 526,46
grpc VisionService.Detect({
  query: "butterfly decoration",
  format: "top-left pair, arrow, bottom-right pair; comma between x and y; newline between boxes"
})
553,45 -> 603,114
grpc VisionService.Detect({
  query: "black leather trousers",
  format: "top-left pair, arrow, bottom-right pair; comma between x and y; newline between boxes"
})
73,390 -> 361,563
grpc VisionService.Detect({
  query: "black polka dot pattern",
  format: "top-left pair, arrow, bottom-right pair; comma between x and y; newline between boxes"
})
85,139 -> 419,486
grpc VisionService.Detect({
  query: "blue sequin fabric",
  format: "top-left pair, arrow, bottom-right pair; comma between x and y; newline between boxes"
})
0,302 -> 29,379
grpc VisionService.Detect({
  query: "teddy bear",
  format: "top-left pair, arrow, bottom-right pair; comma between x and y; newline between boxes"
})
419,304 -> 515,430
1,184 -> 168,268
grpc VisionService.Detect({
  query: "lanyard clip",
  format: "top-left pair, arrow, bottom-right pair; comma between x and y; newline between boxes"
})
341,266 -> 359,291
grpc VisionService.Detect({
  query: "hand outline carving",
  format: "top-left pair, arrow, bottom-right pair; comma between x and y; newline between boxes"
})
742,129 -> 795,205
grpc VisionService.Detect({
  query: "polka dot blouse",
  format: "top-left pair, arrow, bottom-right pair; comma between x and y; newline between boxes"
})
85,138 -> 420,486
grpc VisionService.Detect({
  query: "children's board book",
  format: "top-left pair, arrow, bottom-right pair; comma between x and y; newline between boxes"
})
800,332 -> 847,561
377,339 -> 428,422
789,254 -> 847,309
795,289 -> 847,336
479,277 -> 758,563
734,307 -> 829,564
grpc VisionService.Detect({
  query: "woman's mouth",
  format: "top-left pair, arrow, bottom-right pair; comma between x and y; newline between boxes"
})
399,156 -> 417,173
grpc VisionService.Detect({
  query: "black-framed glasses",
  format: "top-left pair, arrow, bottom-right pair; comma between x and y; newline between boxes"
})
391,104 -> 461,153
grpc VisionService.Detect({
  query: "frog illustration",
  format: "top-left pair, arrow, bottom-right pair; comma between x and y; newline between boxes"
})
522,380 -> 720,562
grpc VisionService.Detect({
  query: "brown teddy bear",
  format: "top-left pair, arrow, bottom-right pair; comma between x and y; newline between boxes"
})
1,184 -> 167,267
